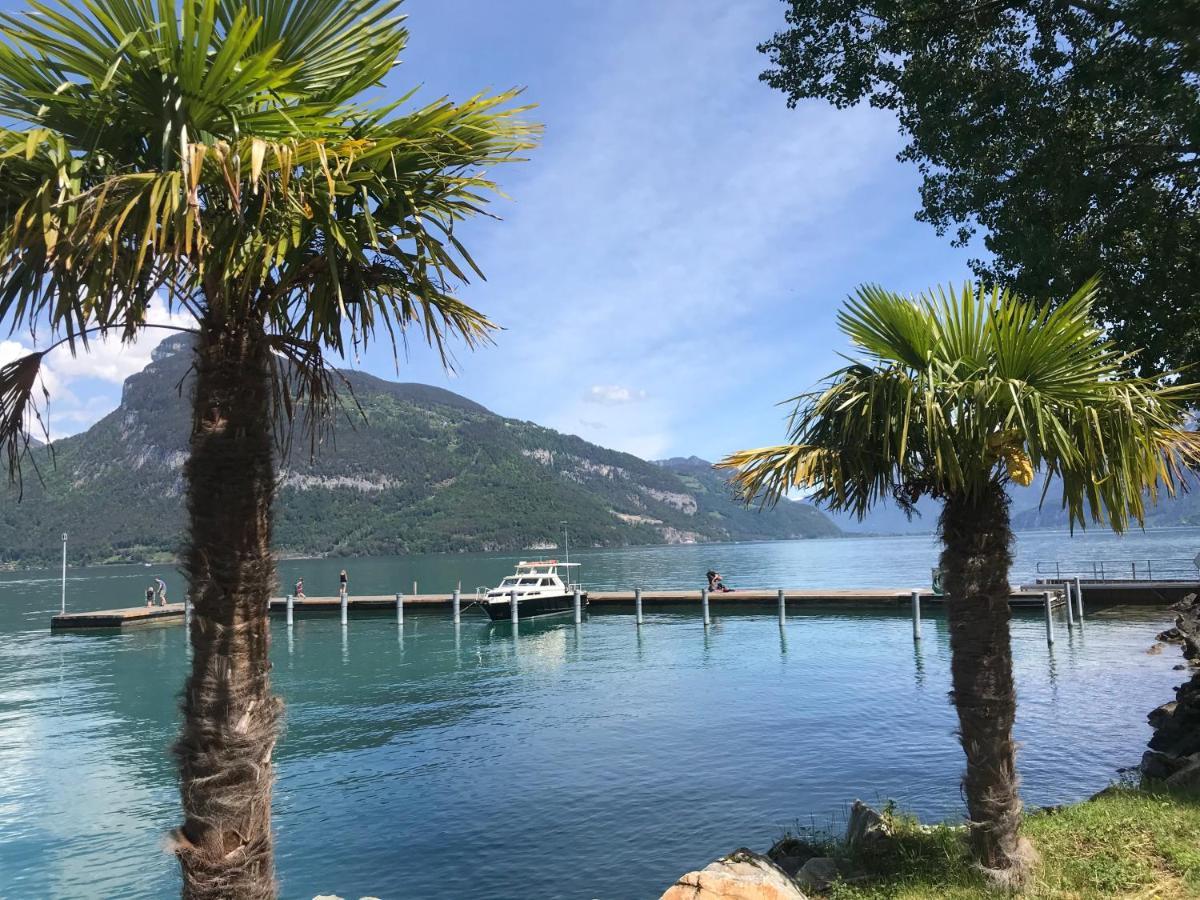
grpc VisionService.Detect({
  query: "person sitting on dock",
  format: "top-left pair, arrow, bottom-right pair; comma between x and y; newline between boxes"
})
145,586 -> 155,608
707,570 -> 733,593
295,578 -> 306,599
155,577 -> 167,606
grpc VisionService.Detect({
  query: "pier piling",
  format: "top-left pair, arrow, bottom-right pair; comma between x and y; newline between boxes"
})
510,588 -> 519,624
1043,591 -> 1055,645
395,592 -> 404,625
778,589 -> 786,627
635,587 -> 643,626
286,594 -> 293,627
340,588 -> 347,627
573,589 -> 582,624
911,590 -> 921,641
701,588 -> 710,627
1074,576 -> 1084,622
1064,581 -> 1075,627
184,593 -> 191,626
452,588 -> 461,624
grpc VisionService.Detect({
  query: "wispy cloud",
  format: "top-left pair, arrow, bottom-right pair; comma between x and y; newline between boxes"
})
585,384 -> 646,405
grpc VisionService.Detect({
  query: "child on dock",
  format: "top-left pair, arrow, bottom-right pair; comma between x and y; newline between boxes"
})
295,578 -> 306,599
707,570 -> 733,593
339,569 -> 348,594
145,586 -> 155,608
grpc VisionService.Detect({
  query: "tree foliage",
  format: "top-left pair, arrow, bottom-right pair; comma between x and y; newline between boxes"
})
0,0 -> 537,477
718,281 -> 1200,530
759,1 -> 1200,373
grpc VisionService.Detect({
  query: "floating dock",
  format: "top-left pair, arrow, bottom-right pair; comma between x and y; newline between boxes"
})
51,603 -> 186,630
49,589 -> 1062,630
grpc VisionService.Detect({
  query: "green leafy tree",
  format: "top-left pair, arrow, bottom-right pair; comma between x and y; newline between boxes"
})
0,1 -> 536,896
759,1 -> 1200,373
719,281 -> 1199,880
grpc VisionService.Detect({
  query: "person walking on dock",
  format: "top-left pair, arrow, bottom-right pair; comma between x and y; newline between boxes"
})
295,577 -> 306,599
154,577 -> 168,606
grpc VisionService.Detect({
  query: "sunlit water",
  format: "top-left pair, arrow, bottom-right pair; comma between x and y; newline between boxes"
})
2,530 -> 1198,899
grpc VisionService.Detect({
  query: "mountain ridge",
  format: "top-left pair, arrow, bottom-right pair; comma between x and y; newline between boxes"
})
0,335 -> 841,567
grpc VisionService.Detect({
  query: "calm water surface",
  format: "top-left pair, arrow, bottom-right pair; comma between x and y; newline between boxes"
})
1,530 -> 1197,899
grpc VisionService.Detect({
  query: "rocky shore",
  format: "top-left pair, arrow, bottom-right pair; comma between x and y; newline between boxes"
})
1142,592 -> 1200,788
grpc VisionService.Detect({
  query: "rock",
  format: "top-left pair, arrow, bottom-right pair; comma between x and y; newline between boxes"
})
659,848 -> 810,900
1142,749 -> 1188,780
1166,759 -> 1200,792
1148,643 -> 1164,655
1148,701 -> 1178,729
844,800 -> 890,852
1158,627 -> 1183,643
795,857 -> 840,893
767,836 -> 823,877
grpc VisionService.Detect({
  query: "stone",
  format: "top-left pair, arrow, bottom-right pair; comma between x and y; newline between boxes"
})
659,848 -> 810,900
1142,749 -> 1188,780
1148,701 -> 1178,729
1166,759 -> 1200,792
1158,627 -> 1183,643
795,857 -> 840,893
767,836 -> 823,877
844,800 -> 890,852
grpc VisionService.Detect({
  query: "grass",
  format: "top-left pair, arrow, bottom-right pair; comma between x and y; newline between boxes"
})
813,785 -> 1200,899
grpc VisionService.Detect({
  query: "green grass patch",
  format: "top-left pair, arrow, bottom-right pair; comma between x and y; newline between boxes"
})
824,785 -> 1200,899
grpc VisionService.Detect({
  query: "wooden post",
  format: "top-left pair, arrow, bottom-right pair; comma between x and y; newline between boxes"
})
1074,576 -> 1084,622
635,587 -> 643,626
286,594 -> 293,627
573,589 -> 582,625
510,588 -> 519,624
396,592 -> 404,625
1043,591 -> 1055,645
452,588 -> 461,624
778,589 -> 786,628
701,588 -> 710,627
340,587 -> 347,626
185,592 -> 192,625
911,589 -> 921,641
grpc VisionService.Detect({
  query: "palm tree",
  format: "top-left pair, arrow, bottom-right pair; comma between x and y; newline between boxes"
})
718,281 -> 1199,881
0,1 -> 536,897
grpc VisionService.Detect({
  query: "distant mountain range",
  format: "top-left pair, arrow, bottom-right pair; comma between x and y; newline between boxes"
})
0,336 -> 841,568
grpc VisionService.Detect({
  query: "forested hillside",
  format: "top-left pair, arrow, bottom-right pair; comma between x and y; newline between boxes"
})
0,336 -> 840,567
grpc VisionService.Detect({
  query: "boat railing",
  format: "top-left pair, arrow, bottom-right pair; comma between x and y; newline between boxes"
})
1033,557 -> 1199,582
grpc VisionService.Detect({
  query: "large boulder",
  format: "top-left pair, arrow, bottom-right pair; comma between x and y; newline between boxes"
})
844,800 -> 891,853
1145,594 -> 1200,777
659,848 -> 810,900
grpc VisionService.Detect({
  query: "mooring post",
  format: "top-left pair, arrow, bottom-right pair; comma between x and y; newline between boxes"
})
911,589 -> 921,641
1064,582 -> 1075,627
573,588 -> 582,624
340,588 -> 347,627
60,532 -> 67,615
452,588 -> 461,624
701,588 -> 710,627
286,594 -> 293,627
185,592 -> 192,625
395,592 -> 404,625
778,589 -> 786,628
510,588 -> 519,624
1043,590 -> 1055,645
635,587 -> 643,626
1074,575 -> 1084,622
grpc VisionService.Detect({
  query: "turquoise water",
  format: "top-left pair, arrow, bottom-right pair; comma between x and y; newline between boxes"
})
1,531 -> 1196,898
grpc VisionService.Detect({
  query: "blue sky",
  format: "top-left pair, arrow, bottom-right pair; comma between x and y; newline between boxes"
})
1,0 -> 976,462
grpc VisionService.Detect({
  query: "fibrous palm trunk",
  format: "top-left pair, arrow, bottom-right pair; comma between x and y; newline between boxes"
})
939,483 -> 1031,882
174,321 -> 282,900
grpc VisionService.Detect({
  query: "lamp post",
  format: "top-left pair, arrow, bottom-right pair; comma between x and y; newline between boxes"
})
60,532 -> 67,615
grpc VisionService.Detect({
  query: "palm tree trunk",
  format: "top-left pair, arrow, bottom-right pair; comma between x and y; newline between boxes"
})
939,483 -> 1031,880
173,322 -> 282,900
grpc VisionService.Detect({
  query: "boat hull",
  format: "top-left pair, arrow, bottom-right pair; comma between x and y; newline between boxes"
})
483,592 -> 587,621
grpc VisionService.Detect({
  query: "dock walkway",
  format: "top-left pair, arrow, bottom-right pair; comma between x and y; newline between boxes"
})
48,587 -> 1060,630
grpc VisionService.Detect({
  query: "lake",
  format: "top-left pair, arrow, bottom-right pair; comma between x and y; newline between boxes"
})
1,529 -> 1197,898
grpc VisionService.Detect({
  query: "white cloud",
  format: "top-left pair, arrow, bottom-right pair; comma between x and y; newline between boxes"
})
584,384 -> 646,405
2,298 -> 194,439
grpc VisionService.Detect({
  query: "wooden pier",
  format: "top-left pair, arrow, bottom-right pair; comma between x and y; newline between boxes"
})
49,587 -> 1069,630
51,603 -> 185,630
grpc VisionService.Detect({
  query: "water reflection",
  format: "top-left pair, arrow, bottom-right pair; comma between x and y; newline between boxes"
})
912,639 -> 925,687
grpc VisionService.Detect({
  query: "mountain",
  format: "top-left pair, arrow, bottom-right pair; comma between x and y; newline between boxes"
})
0,336 -> 840,567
